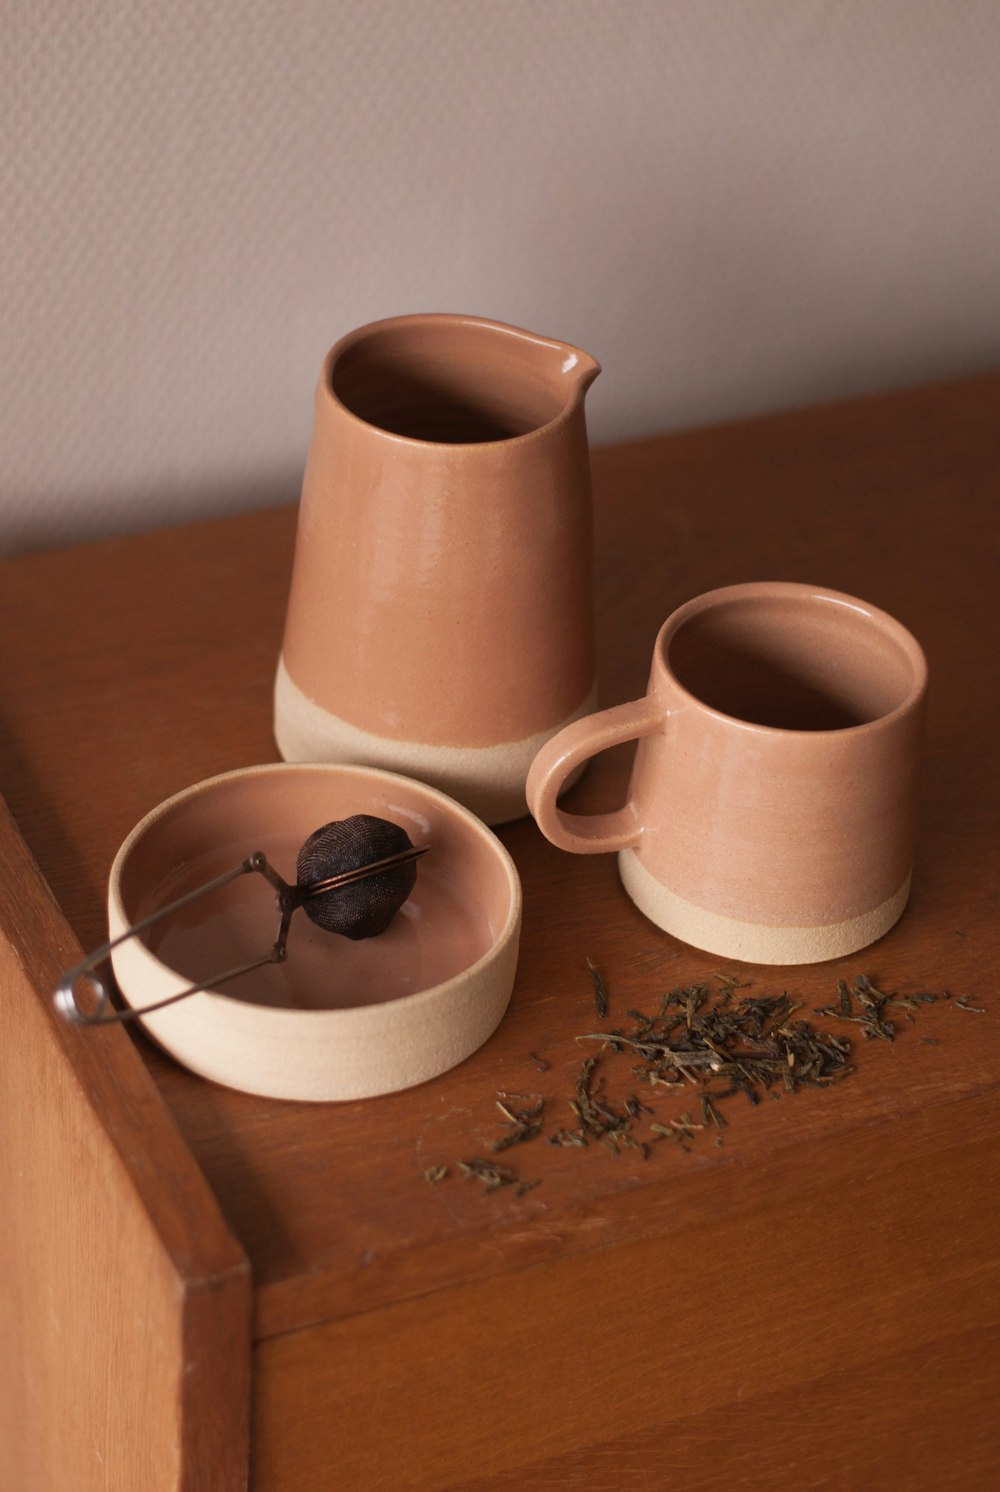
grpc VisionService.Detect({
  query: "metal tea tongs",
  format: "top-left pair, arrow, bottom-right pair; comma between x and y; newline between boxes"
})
54,819 -> 429,1027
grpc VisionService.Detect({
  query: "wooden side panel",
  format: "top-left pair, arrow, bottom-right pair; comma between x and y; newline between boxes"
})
0,801 -> 251,1492
252,1095 -> 1000,1491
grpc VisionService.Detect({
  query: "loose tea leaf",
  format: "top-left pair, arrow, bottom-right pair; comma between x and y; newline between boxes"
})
581,986 -> 854,1103
491,1094 -> 545,1152
547,1127 -> 587,1148
458,1158 -> 523,1192
587,957 -> 610,1020
426,966 -> 977,1201
569,1055 -> 632,1152
651,1117 -> 704,1137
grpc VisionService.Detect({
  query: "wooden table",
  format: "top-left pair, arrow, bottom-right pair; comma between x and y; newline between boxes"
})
2,376 -> 998,1491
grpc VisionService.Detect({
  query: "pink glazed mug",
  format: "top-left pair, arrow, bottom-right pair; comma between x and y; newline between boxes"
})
526,582 -> 928,964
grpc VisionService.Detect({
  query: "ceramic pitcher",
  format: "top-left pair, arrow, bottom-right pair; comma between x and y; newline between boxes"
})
274,313 -> 600,824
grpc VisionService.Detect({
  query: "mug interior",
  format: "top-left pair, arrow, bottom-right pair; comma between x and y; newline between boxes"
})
665,591 -> 920,730
330,319 -> 571,443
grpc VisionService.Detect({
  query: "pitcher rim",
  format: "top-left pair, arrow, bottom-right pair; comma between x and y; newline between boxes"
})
318,312 -> 600,451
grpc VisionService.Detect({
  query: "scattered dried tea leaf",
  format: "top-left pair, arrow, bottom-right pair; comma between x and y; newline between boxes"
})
587,957 -> 610,1020
428,966 -> 977,1199
547,1127 -> 586,1148
491,1093 -> 545,1152
583,986 -> 853,1102
458,1158 -> 522,1192
569,1055 -> 632,1152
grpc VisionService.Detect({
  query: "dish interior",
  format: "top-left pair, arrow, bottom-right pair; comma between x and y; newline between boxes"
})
117,770 -> 512,1012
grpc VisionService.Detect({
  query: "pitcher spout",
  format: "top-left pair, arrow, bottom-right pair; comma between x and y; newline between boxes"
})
555,343 -> 601,403
509,325 -> 600,410
488,322 -> 600,428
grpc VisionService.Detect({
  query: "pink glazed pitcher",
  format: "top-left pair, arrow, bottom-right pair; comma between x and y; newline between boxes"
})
275,314 -> 600,824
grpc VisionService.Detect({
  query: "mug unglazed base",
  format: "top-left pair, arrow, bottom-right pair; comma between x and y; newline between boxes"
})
274,657 -> 598,827
618,849 -> 912,965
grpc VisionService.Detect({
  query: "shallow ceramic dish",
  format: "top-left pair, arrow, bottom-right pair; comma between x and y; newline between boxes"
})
108,763 -> 521,1101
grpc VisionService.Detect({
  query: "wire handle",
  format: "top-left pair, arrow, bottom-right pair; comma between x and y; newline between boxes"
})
53,844 -> 428,1027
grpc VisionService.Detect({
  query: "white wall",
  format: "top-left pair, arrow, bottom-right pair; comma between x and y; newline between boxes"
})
3,0 -> 998,555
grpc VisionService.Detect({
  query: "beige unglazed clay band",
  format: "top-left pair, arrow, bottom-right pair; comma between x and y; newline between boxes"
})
618,848 -> 912,965
274,657 -> 599,826
108,920 -> 522,1103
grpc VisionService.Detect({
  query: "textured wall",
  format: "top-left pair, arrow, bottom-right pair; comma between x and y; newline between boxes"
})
3,0 -> 999,554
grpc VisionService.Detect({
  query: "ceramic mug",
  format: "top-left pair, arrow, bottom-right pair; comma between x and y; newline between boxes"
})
526,582 -> 928,964
275,313 -> 600,826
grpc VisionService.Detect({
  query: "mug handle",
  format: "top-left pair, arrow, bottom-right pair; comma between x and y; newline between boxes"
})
526,697 -> 664,854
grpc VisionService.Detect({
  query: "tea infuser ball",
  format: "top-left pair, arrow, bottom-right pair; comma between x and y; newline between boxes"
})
297,814 -> 418,939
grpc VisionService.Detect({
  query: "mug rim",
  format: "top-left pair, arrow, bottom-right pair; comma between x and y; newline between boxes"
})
654,580 -> 928,738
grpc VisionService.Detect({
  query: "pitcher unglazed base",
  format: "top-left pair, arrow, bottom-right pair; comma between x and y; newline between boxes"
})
275,657 -> 598,826
618,848 -> 912,965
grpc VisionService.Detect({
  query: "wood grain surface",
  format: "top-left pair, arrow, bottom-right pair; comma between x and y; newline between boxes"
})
1,374 -> 998,1489
0,800 -> 251,1492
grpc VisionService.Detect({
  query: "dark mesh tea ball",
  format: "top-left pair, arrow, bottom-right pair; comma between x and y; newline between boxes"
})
296,815 -> 417,940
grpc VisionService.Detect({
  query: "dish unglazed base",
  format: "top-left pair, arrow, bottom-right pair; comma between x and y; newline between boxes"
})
108,764 -> 521,1101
